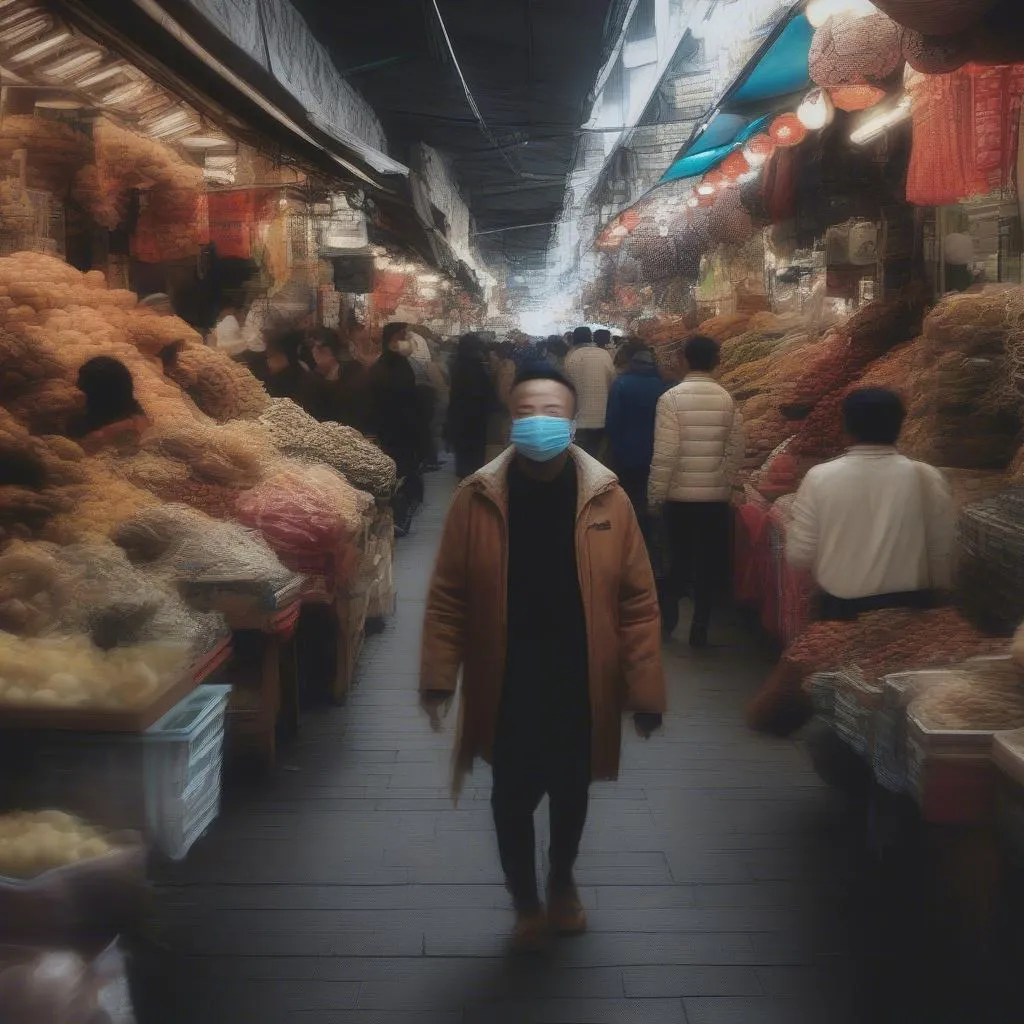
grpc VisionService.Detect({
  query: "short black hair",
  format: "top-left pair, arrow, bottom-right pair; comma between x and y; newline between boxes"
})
843,387 -> 906,445
510,361 -> 578,414
594,328 -> 612,348
684,334 -> 720,372
382,322 -> 408,347
572,326 -> 593,347
310,327 -> 343,357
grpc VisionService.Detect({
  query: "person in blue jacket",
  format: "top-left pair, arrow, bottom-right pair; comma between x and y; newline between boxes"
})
605,346 -> 668,532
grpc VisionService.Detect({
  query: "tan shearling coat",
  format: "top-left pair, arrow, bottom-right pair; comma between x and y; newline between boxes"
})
420,446 -> 666,795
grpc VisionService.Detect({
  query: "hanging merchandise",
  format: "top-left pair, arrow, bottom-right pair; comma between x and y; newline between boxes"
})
829,85 -> 887,111
906,68 -> 988,206
899,28 -> 970,74
720,151 -> 751,181
743,134 -> 776,167
797,88 -> 836,131
769,114 -> 808,148
809,12 -> 904,87
870,0 -> 997,37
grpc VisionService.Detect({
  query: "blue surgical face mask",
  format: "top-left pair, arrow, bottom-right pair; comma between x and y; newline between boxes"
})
509,415 -> 575,463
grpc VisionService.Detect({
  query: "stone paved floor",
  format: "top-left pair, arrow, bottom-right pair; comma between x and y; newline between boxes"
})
132,467 -> 954,1023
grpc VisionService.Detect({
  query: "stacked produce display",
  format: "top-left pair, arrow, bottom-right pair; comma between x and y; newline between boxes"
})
0,249 -> 399,874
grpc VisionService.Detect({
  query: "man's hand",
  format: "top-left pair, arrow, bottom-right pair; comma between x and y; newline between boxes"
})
420,690 -> 452,732
633,712 -> 663,740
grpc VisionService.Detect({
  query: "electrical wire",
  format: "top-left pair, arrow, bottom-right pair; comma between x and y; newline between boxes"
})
428,0 -> 521,178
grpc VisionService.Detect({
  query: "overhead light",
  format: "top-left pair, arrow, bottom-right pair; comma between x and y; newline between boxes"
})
805,0 -> 876,29
101,81 -> 149,107
0,11 -> 53,49
8,29 -> 70,64
179,133 -> 231,150
34,97 -> 82,110
75,63 -> 125,89
697,182 -> 715,196
797,88 -> 835,131
850,95 -> 912,145
686,195 -> 700,208
142,109 -> 200,139
40,46 -> 103,81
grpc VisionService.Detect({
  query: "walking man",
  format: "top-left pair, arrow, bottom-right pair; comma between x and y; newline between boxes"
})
563,326 -> 615,458
649,335 -> 744,647
420,365 -> 666,951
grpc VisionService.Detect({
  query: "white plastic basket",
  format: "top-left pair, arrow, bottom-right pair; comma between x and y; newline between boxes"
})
151,762 -> 222,862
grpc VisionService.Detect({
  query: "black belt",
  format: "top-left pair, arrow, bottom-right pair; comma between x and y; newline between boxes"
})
818,590 -> 940,622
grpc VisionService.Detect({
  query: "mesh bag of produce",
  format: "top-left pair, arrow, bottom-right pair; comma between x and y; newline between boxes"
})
809,13 -> 904,87
871,0 -> 996,36
956,489 -> 1024,636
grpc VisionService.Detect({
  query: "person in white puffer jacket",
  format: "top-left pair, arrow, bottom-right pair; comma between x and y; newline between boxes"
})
648,334 -> 744,647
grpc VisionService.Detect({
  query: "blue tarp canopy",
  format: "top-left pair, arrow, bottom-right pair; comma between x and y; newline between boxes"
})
659,12 -> 813,184
661,115 -> 772,183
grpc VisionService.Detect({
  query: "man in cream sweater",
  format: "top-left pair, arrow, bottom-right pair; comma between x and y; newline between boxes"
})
786,388 -> 954,620
649,335 -> 744,647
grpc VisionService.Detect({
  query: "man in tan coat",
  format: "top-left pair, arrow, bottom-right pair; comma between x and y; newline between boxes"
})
421,364 -> 666,951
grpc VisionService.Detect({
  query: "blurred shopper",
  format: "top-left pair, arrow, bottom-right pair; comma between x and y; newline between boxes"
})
420,364 -> 665,951
408,329 -> 443,471
787,388 -> 954,620
210,302 -> 245,356
368,322 -> 424,534
606,347 -> 668,531
543,334 -> 567,371
308,327 -> 368,429
649,335 -> 744,648
563,326 -> 615,458
613,337 -> 644,374
446,332 -> 495,479
263,330 -> 317,409
594,328 -> 612,351
68,356 -> 150,454
485,342 -> 517,462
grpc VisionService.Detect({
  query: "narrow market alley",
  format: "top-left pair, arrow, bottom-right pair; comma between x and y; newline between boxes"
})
127,467 -> 962,1024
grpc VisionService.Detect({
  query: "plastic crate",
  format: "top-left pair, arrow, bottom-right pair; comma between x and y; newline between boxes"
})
832,670 -> 882,757
906,706 -> 997,825
872,670 -> 967,794
151,762 -> 222,861
143,684 -> 230,800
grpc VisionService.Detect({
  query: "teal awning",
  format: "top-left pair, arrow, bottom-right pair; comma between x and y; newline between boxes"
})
731,14 -> 813,106
661,115 -> 771,184
659,12 -> 813,185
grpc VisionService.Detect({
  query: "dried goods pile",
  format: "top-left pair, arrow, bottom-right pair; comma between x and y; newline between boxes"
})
0,539 -> 226,656
941,468 -> 1007,510
0,811 -> 115,880
749,606 -> 1006,735
901,288 -> 1024,470
258,399 -> 396,498
142,420 -> 275,488
114,503 -> 293,592
236,461 -> 373,574
956,489 -> 1024,637
0,116 -> 91,196
781,292 -> 926,418
910,660 -> 1024,731
168,343 -> 270,422
0,632 -> 189,711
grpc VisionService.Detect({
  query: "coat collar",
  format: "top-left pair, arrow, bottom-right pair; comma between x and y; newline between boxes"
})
468,445 -> 618,519
845,444 -> 899,459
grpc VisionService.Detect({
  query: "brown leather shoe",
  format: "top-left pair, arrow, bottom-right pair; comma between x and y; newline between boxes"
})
546,883 -> 588,935
511,908 -> 549,953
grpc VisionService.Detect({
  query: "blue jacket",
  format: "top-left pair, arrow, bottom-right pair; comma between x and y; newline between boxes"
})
605,362 -> 669,471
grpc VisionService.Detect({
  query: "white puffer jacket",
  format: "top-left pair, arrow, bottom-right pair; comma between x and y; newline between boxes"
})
648,374 -> 744,504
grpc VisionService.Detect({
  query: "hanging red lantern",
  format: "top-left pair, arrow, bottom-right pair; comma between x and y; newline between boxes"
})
720,150 -> 751,180
769,113 -> 809,147
620,208 -> 642,233
829,84 -> 887,111
743,133 -> 776,166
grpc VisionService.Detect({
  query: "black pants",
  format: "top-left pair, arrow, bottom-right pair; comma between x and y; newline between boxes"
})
491,731 -> 590,912
454,442 -> 487,480
617,466 -> 651,540
818,589 -> 939,622
664,501 -> 730,632
575,428 -> 605,459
